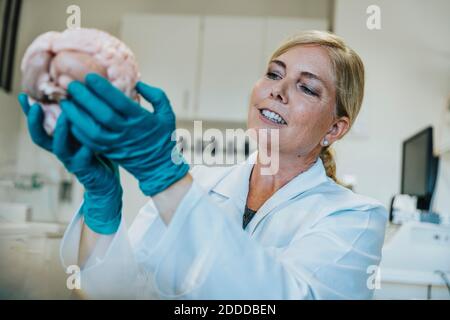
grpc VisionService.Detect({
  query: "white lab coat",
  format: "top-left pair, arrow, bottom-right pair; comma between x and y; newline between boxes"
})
60,152 -> 388,299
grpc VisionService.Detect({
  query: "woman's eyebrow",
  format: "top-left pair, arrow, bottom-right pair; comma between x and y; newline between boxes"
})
270,59 -> 286,69
300,71 -> 326,86
270,60 -> 326,86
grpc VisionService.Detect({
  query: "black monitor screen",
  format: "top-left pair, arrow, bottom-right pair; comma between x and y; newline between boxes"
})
0,0 -> 22,92
401,127 -> 433,197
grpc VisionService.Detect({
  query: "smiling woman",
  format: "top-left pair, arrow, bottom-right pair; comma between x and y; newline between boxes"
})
248,30 -> 365,185
19,29 -> 387,300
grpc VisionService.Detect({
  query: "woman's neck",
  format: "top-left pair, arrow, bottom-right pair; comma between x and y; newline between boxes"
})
246,151 -> 318,210
254,151 -> 317,189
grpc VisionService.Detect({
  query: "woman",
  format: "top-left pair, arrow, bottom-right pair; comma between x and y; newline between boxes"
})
18,30 -> 387,299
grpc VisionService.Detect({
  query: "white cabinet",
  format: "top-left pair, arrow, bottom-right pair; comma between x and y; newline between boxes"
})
120,14 -> 201,118
196,16 -> 265,122
120,14 -> 327,123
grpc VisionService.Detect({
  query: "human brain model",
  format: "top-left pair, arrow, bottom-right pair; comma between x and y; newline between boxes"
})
21,28 -> 140,134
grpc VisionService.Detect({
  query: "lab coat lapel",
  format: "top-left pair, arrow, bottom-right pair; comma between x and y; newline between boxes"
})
210,152 -> 329,234
210,152 -> 257,218
246,157 -> 329,234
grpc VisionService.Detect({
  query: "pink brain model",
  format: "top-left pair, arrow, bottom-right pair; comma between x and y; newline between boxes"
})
21,28 -> 140,135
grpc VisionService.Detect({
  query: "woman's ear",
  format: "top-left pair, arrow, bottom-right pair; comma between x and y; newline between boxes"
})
324,116 -> 350,145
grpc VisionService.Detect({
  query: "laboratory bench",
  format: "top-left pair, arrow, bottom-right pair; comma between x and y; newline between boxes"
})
374,221 -> 450,300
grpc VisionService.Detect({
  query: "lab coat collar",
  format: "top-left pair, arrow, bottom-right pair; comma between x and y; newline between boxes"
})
211,151 -> 329,233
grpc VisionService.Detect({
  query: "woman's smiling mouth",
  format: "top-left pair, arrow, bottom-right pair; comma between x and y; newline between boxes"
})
258,108 -> 287,126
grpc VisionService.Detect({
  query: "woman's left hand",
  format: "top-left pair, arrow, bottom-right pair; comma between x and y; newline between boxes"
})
60,73 -> 190,197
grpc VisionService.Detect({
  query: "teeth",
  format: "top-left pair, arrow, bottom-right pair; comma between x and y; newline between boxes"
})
261,109 -> 286,125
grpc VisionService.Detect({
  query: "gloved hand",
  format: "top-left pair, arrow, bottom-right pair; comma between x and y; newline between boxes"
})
18,94 -> 123,235
59,73 -> 190,197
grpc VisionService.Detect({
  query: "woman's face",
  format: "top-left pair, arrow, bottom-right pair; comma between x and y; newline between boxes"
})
247,45 -> 340,157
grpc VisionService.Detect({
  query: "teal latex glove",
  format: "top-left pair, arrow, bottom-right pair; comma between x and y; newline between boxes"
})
60,73 -> 190,197
18,94 -> 123,235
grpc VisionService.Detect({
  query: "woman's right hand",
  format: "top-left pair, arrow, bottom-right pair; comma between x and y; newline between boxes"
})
18,94 -> 123,235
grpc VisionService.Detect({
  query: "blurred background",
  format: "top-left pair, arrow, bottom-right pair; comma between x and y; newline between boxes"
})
0,0 -> 449,299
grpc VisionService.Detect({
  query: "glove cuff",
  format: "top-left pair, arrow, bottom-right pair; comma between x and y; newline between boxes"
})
139,161 -> 190,197
83,205 -> 122,235
82,183 -> 123,234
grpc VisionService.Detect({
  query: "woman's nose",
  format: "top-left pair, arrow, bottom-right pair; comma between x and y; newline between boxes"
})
270,82 -> 288,104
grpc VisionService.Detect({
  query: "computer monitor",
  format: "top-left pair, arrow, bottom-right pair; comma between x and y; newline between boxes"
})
401,127 -> 439,211
0,0 -> 22,92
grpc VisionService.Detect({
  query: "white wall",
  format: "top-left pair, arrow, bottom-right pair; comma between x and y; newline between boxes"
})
333,0 -> 450,213
2,0 -> 331,224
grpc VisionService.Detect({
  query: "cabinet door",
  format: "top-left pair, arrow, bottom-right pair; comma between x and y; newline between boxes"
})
264,17 -> 328,63
120,14 -> 201,119
196,16 -> 265,122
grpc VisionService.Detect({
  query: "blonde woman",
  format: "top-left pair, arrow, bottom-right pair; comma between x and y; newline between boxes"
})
19,30 -> 387,299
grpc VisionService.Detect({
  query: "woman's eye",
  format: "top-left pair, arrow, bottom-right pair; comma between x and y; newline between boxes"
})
266,72 -> 281,80
300,85 -> 318,97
